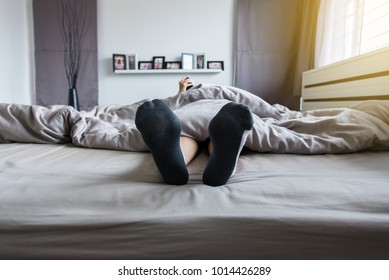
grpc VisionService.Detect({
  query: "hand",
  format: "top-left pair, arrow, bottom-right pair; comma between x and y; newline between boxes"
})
178,76 -> 194,93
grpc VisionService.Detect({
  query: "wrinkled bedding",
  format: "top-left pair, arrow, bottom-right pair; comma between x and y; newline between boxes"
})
1,84 -> 389,153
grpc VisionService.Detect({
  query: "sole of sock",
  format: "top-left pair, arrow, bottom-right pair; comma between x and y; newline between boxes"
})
203,102 -> 253,186
135,99 -> 188,185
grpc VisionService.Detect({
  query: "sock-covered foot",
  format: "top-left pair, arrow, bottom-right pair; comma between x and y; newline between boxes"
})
203,102 -> 253,186
135,99 -> 188,185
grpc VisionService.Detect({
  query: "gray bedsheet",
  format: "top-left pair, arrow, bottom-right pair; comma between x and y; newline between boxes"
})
1,143 -> 389,259
1,84 -> 389,153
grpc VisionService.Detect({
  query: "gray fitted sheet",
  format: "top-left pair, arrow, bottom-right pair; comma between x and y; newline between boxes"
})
1,143 -> 389,259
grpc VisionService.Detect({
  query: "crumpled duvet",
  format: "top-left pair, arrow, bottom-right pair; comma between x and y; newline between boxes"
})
1,84 -> 389,154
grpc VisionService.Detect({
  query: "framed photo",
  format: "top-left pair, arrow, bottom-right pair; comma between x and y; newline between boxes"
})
181,53 -> 195,70
165,61 -> 182,69
152,56 -> 165,69
195,53 -> 206,69
112,54 -> 126,71
127,54 -> 137,70
207,61 -> 224,71
138,61 -> 153,70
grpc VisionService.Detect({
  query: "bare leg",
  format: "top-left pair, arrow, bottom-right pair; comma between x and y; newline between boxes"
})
180,136 -> 198,165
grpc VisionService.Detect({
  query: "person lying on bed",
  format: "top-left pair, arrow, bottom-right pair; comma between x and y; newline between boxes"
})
135,76 -> 254,187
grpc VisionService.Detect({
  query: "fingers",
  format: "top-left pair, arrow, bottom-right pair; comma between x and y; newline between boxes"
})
180,76 -> 192,83
180,76 -> 190,83
182,76 -> 194,86
185,81 -> 193,87
178,76 -> 194,93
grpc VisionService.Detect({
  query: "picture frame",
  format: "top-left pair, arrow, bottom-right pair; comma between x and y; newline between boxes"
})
164,61 -> 182,69
181,53 -> 195,70
195,53 -> 206,69
112,54 -> 126,71
152,56 -> 165,69
207,61 -> 224,71
138,61 -> 153,70
127,54 -> 137,70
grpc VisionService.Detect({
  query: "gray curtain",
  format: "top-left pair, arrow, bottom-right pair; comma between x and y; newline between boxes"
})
235,0 -> 320,110
33,0 -> 98,110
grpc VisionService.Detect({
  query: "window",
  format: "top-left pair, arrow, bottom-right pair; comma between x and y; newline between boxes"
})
315,0 -> 389,67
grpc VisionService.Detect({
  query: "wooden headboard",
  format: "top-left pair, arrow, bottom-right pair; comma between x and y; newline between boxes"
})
301,46 -> 389,111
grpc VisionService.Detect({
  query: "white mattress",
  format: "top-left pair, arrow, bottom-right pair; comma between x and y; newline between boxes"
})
1,143 -> 389,259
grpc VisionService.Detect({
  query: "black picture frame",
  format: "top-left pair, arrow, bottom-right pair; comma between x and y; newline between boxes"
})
164,61 -> 182,69
207,61 -> 224,71
138,61 -> 153,70
112,54 -> 126,71
152,56 -> 165,69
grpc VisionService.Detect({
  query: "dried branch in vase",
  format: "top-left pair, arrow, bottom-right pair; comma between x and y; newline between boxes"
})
57,0 -> 90,89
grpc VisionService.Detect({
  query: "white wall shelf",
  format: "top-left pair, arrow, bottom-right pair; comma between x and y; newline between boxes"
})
114,69 -> 223,74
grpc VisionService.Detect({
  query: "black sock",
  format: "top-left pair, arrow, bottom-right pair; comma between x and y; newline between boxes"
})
135,99 -> 188,185
203,102 -> 253,186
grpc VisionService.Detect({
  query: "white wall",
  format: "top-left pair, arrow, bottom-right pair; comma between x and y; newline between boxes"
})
98,0 -> 236,105
0,0 -> 35,104
0,0 -> 235,106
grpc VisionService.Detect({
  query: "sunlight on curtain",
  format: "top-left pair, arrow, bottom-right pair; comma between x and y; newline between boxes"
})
235,0 -> 320,110
315,0 -> 389,67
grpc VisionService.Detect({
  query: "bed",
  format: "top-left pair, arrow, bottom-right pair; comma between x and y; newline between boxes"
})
301,46 -> 389,111
1,48 -> 389,260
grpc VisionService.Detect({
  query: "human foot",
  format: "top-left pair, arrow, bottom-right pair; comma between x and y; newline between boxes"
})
135,99 -> 188,185
203,102 -> 253,186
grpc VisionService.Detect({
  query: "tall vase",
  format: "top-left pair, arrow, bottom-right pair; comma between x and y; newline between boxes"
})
68,88 -> 79,111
